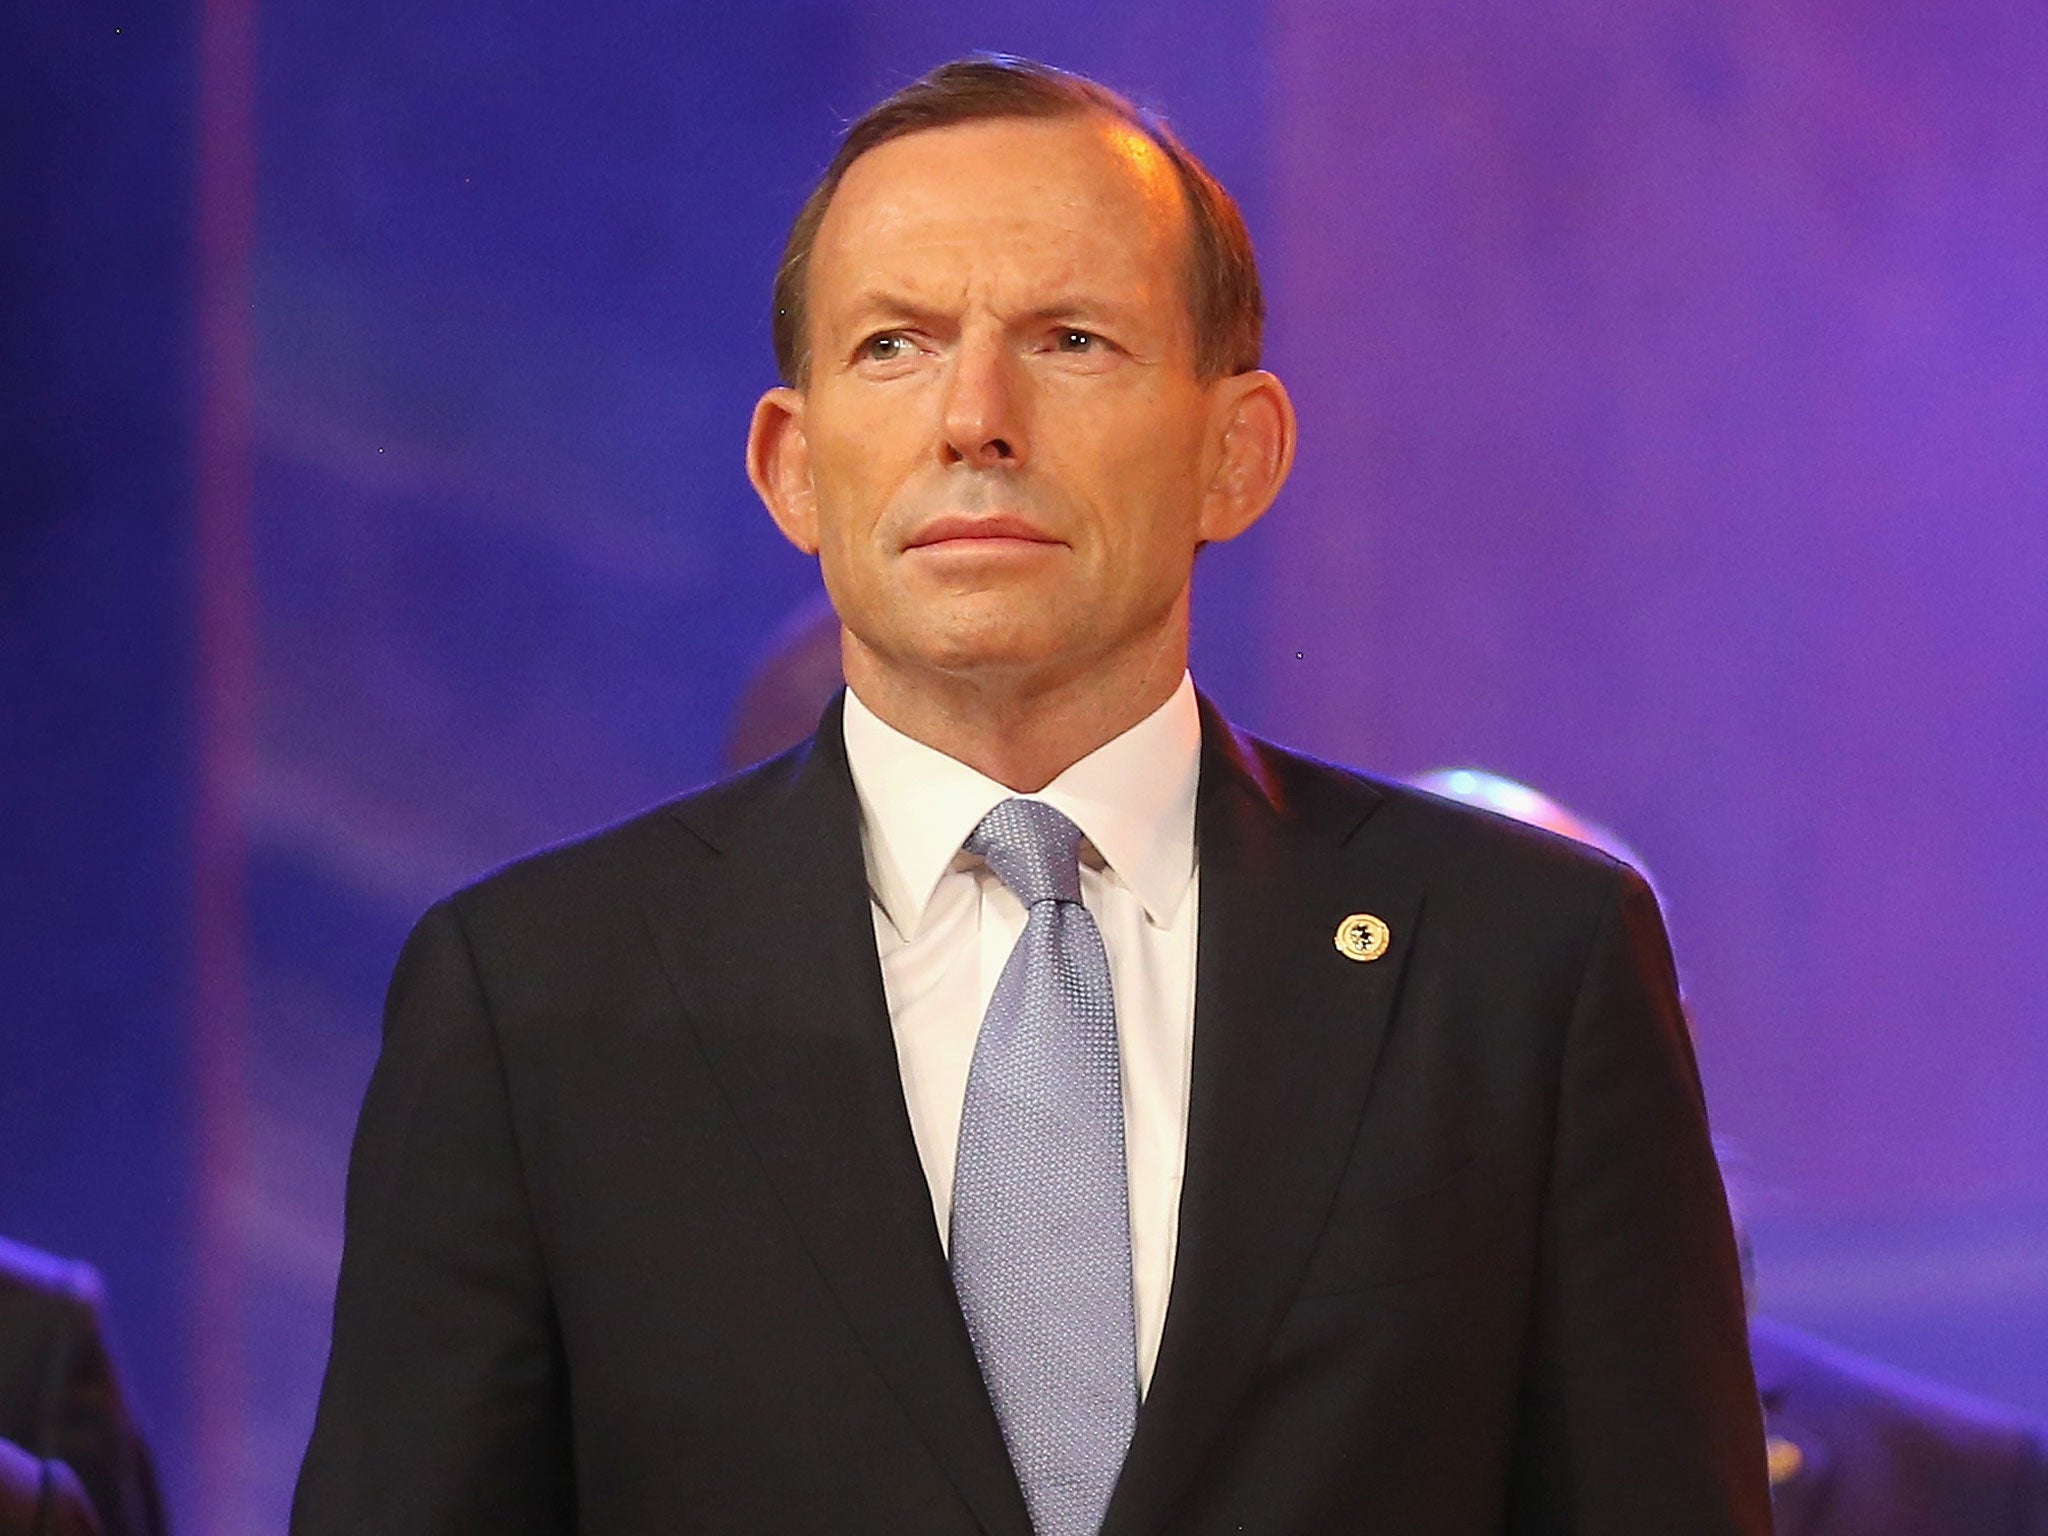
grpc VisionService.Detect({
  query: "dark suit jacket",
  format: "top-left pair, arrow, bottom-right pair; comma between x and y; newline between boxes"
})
0,1436 -> 101,1536
294,697 -> 1769,1533
1756,1316 -> 2048,1536
0,1242 -> 164,1536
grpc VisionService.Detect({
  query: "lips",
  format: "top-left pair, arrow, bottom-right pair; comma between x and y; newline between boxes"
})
904,513 -> 1062,550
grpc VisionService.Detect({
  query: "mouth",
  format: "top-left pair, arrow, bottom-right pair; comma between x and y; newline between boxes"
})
904,514 -> 1064,552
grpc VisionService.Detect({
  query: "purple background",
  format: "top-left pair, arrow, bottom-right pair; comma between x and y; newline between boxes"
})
6,2 -> 2045,1531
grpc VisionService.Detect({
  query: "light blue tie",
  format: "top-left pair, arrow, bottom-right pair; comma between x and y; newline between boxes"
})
951,798 -> 1138,1536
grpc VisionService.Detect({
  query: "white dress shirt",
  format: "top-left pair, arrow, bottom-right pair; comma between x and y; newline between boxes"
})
841,677 -> 1201,1393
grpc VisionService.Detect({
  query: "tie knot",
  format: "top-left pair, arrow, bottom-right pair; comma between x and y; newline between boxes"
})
965,798 -> 1086,907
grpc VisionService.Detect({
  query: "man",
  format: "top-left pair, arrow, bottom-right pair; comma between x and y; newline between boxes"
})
295,57 -> 1768,1533
0,1439 -> 100,1536
1416,767 -> 2048,1536
721,591 -> 841,773
0,1238 -> 166,1536
1752,1318 -> 2048,1535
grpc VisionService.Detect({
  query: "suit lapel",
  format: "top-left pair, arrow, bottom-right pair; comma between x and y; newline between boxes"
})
638,700 -> 1032,1536
1103,702 -> 1423,1536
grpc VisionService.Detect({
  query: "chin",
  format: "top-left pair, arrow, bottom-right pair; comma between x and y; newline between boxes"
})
897,618 -> 1076,684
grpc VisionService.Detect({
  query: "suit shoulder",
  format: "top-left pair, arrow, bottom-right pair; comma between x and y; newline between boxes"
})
435,744 -> 808,941
1222,725 -> 1637,910
0,1239 -> 109,1395
0,1236 -> 103,1315
1393,774 -> 1641,898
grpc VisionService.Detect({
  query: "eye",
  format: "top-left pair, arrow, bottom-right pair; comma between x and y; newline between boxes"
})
1043,327 -> 1125,367
858,332 -> 914,364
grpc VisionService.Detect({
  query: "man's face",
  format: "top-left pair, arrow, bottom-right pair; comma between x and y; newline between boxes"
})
752,113 -> 1251,701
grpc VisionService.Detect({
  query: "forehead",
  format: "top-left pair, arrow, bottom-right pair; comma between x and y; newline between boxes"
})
809,113 -> 1189,311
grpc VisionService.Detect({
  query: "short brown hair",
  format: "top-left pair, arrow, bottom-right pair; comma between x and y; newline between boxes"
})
771,55 -> 1264,387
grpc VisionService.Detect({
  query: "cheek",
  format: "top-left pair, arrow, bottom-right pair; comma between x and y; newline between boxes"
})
1102,389 -> 1208,493
806,405 -> 930,530
1093,439 -> 1208,563
806,433 -> 871,502
803,451 -> 887,558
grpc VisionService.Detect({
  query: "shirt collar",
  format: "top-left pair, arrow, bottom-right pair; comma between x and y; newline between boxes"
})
842,675 -> 1201,942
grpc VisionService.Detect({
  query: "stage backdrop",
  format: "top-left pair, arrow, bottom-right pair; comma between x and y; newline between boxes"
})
1262,0 -> 2048,1422
6,2 -> 2045,1532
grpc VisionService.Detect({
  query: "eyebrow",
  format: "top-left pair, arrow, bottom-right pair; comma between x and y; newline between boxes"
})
835,291 -> 1146,332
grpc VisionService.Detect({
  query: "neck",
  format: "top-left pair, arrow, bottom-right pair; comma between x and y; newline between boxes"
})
843,636 -> 1187,793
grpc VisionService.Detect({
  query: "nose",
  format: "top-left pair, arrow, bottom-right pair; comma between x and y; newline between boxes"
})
939,336 -> 1026,468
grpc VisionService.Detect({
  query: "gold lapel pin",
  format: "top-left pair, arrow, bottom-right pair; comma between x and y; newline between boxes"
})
1334,912 -> 1391,962
1766,1435 -> 1804,1487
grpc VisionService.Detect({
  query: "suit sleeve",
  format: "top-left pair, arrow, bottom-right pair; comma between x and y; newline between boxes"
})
1513,869 -> 1773,1534
292,899 -> 573,1536
48,1268 -> 168,1536
2024,1424 -> 2048,1536
0,1435 -> 106,1536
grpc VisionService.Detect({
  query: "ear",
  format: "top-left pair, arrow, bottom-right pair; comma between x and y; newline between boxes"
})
747,386 -> 819,554
1197,370 -> 1297,544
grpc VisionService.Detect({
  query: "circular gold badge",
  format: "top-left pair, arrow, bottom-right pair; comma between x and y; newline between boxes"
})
1333,912 -> 1391,962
